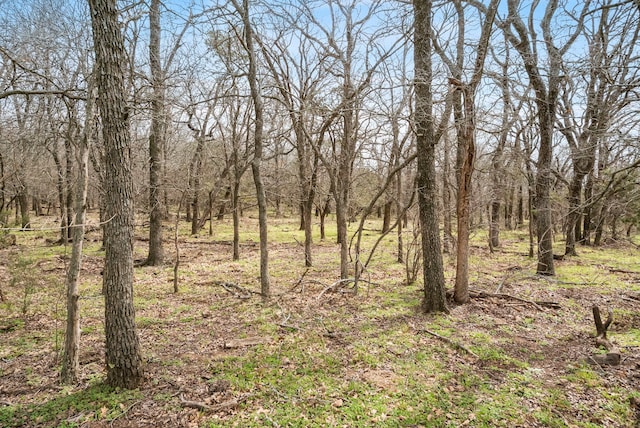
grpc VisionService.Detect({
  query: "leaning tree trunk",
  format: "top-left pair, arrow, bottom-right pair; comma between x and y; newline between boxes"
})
88,0 -> 143,389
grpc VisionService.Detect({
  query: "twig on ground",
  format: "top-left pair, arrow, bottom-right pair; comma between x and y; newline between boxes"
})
212,281 -> 257,299
289,268 -> 310,293
416,328 -> 479,358
277,313 -> 301,331
317,279 -> 355,300
469,290 -> 560,311
179,393 -> 250,413
110,400 -> 142,427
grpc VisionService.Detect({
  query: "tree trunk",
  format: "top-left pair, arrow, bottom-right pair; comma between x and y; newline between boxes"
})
234,0 -> 270,298
381,201 -> 392,234
61,77 -> 93,384
232,180 -> 240,261
414,0 -> 447,313
51,147 -> 67,242
88,0 -> 142,389
64,138 -> 74,241
442,132 -> 453,254
146,0 -> 165,266
17,186 -> 30,230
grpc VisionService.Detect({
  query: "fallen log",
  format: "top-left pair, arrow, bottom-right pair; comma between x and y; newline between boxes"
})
464,290 -> 561,311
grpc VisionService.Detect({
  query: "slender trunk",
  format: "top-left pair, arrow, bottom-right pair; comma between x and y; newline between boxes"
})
18,188 -> 30,230
564,172 -> 585,256
381,201 -> 391,233
235,0 -> 270,298
61,80 -> 93,384
52,148 -> 67,242
232,180 -> 240,261
453,85 -> 476,304
396,170 -> 404,264
146,0 -> 165,265
516,183 -> 524,227
335,195 -> 349,279
442,132 -> 453,254
64,138 -> 74,241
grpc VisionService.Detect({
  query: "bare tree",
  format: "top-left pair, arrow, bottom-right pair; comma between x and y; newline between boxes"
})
230,0 -> 270,299
88,0 -> 143,389
414,0 -> 447,313
447,0 -> 499,303
559,0 -> 640,255
61,71 -> 94,384
502,0 -> 592,275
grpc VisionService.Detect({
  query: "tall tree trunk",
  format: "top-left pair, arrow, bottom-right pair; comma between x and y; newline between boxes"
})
414,0 -> 447,313
88,0 -> 142,389
146,0 -> 165,265
51,147 -> 67,242
190,137 -> 205,235
61,77 -> 94,384
232,180 -> 240,261
233,0 -> 270,298
64,138 -> 74,241
17,184 -> 30,230
442,132 -> 453,254
451,0 -> 498,303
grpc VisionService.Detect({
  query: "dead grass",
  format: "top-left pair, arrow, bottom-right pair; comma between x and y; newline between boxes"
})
0,212 -> 639,427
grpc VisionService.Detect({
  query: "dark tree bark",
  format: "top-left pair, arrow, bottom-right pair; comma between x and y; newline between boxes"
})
145,0 -> 165,265
88,0 -> 143,389
414,0 -> 447,313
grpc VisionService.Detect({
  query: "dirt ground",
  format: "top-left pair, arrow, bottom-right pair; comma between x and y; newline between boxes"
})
1,217 -> 639,427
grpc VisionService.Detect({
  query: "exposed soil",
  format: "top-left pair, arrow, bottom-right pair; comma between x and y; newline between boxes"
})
1,218 -> 639,427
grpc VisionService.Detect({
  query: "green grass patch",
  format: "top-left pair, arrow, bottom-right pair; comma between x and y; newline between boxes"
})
0,384 -> 142,428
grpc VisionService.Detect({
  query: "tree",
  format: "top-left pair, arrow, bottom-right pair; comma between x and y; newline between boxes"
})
502,0 -> 592,275
230,0 -> 270,299
414,0 -> 447,313
145,0 -> 165,265
442,0 -> 499,304
87,0 -> 143,389
61,71 -> 94,384
559,0 -> 640,255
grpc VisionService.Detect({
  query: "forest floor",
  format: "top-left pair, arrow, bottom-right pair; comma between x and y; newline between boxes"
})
0,212 -> 639,427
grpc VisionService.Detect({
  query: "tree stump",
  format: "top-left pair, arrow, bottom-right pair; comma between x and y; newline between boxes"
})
589,305 -> 621,366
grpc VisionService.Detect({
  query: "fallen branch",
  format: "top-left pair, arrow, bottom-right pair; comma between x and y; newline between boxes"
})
416,328 -> 478,359
179,393 -> 250,413
468,290 -> 560,311
607,267 -> 638,275
224,336 -> 269,348
317,279 -> 355,300
212,281 -> 256,299
277,313 -> 301,331
289,268 -> 310,293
